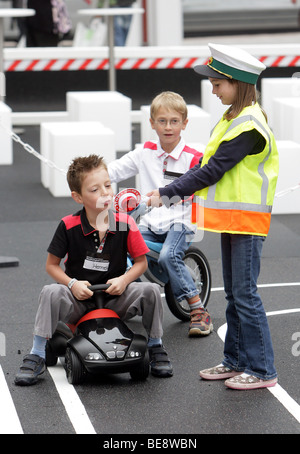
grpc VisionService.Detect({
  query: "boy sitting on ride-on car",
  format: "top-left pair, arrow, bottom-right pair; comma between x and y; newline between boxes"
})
15,155 -> 172,386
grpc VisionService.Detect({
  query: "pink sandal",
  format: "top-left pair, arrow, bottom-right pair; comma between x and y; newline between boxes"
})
200,364 -> 242,380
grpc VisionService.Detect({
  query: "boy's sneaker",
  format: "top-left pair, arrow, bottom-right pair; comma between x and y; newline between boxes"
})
15,354 -> 46,386
148,345 -> 173,378
189,308 -> 213,336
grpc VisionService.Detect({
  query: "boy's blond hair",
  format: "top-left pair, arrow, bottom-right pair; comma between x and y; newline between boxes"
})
67,154 -> 107,194
150,91 -> 188,121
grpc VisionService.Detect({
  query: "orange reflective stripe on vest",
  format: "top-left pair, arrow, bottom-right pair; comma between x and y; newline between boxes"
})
192,202 -> 271,236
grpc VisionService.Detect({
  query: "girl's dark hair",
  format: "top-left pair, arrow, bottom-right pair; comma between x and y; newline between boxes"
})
224,80 -> 267,122
67,154 -> 107,194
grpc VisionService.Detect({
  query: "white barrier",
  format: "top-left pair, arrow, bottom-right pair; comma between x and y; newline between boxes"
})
0,102 -> 12,165
272,97 -> 300,142
201,80 -> 227,129
67,91 -> 132,151
261,77 -> 300,129
273,141 -> 300,215
183,106 -> 210,144
40,121 -> 115,197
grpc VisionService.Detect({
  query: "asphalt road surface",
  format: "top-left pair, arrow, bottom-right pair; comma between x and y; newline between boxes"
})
0,125 -> 299,439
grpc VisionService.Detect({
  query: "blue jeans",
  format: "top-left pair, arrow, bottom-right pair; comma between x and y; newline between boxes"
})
114,15 -> 132,46
140,224 -> 199,303
221,233 -> 277,380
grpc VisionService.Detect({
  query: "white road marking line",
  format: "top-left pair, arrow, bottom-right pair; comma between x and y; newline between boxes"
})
48,359 -> 96,434
259,282 -> 300,288
217,308 -> 300,425
268,385 -> 300,424
266,308 -> 300,316
0,366 -> 23,434
212,282 -> 300,292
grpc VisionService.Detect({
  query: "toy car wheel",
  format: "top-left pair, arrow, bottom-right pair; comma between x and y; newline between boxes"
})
65,347 -> 85,385
45,341 -> 58,367
129,352 -> 150,381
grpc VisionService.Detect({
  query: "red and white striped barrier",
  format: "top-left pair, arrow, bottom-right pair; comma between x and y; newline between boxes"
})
3,45 -> 300,72
5,57 -> 205,72
4,55 -> 300,72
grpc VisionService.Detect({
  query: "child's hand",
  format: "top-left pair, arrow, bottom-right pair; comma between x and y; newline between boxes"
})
146,190 -> 162,207
105,276 -> 127,295
71,280 -> 93,300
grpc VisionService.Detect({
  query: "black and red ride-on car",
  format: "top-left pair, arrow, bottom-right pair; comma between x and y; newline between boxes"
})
46,284 -> 149,384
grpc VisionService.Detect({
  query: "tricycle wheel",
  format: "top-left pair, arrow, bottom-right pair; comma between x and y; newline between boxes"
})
164,247 -> 211,321
130,352 -> 150,381
65,347 -> 85,384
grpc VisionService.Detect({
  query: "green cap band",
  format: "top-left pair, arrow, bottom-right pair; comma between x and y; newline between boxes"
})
208,58 -> 259,84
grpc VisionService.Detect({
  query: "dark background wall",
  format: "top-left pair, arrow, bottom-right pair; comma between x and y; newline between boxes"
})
5,66 -> 298,113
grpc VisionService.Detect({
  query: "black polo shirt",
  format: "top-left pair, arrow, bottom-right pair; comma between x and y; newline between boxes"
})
47,208 -> 149,285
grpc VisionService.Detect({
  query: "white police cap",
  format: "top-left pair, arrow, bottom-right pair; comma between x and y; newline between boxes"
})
194,43 -> 266,84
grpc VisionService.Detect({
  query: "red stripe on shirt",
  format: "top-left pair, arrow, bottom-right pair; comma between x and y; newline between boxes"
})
62,214 -> 81,230
182,145 -> 203,168
144,141 -> 157,150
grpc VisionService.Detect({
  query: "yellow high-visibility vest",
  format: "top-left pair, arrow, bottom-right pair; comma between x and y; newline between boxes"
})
192,103 -> 279,236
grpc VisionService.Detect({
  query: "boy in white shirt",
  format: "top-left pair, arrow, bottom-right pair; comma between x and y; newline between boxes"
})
108,92 -> 213,336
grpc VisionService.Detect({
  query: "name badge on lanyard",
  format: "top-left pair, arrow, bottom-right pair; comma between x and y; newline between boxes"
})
84,252 -> 110,272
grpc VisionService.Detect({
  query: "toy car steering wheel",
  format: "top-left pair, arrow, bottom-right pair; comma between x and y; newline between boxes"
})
88,284 -> 111,309
88,284 -> 111,292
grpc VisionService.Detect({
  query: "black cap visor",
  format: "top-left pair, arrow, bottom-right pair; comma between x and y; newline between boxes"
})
194,64 -> 230,79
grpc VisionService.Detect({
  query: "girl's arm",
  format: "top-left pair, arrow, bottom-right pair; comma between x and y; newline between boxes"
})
159,130 -> 265,202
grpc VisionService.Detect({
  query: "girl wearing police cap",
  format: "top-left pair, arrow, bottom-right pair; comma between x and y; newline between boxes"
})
147,43 -> 279,390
